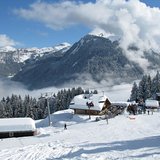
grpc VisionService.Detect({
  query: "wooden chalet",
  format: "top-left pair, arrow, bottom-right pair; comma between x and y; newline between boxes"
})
69,93 -> 111,115
0,117 -> 37,139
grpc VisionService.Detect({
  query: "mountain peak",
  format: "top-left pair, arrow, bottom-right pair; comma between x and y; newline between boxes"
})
0,46 -> 16,52
54,42 -> 71,51
89,27 -> 121,42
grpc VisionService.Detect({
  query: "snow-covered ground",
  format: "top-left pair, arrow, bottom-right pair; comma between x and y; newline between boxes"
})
0,109 -> 160,160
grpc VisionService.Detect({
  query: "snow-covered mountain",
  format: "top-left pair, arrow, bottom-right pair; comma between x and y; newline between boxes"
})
1,34 -> 160,89
0,42 -> 71,63
0,43 -> 71,77
12,34 -> 160,90
0,46 -> 17,52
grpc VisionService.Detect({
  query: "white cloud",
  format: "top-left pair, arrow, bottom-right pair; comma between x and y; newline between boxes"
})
0,76 -> 131,102
0,34 -> 17,47
14,0 -> 160,46
14,0 -> 160,71
60,72 -> 132,101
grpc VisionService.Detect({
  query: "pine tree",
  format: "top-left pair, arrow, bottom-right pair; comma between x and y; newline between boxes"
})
93,90 -> 98,94
5,101 -> 13,118
24,95 -> 34,119
130,72 -> 160,102
76,87 -> 84,95
10,94 -> 19,117
0,102 -> 5,118
130,82 -> 138,101
54,91 -> 63,111
145,75 -> 152,99
37,99 -> 47,119
138,75 -> 151,100
151,71 -> 160,94
84,89 -> 89,94
0,86 -> 85,119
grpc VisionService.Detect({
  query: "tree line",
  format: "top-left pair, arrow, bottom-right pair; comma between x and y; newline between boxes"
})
130,71 -> 160,102
0,87 -> 92,120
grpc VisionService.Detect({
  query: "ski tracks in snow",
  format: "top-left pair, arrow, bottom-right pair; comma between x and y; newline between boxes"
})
0,141 -> 85,160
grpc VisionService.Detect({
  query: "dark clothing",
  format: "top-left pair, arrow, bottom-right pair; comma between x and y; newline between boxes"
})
64,124 -> 67,130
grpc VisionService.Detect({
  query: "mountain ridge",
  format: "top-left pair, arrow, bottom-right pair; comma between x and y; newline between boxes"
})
0,43 -> 71,77
0,34 -> 160,90
12,35 -> 147,89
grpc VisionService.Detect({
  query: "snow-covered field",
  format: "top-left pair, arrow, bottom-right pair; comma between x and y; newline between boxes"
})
0,109 -> 160,160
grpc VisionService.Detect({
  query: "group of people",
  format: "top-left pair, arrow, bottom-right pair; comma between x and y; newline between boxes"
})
147,109 -> 154,115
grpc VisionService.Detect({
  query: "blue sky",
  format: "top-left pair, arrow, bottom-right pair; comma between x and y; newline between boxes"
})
0,0 -> 159,48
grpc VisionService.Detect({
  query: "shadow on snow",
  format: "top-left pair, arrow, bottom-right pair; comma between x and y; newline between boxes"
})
48,135 -> 160,159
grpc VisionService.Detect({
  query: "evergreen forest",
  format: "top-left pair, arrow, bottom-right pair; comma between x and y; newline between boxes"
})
130,71 -> 160,102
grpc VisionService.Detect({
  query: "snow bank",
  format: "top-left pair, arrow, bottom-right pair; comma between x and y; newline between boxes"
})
1,109 -> 160,160
36,109 -> 74,128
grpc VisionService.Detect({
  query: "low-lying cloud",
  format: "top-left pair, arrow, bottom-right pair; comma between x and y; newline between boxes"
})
0,77 -> 59,100
61,73 -> 133,101
0,76 -> 132,102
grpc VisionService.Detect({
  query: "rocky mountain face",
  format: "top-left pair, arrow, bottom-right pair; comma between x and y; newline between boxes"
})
11,34 -> 158,90
0,43 -> 70,77
1,34 -> 160,90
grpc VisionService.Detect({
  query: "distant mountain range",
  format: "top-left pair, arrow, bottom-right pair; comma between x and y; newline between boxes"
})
0,43 -> 70,77
0,34 -> 160,90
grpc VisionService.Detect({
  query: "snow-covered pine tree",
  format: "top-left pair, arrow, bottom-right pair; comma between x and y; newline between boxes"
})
130,72 -> 160,102
5,97 -> 13,118
93,90 -> 98,94
138,75 -> 146,100
10,94 -> 19,117
151,71 -> 160,94
130,82 -> 139,101
37,98 -> 47,119
55,91 -> 63,111
15,95 -> 24,117
0,101 -> 6,118
24,95 -> 34,119
137,75 -> 152,100
145,75 -> 152,99
0,86 -> 85,119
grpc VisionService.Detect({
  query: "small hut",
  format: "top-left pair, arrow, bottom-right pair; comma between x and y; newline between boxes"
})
145,99 -> 159,110
0,117 -> 37,138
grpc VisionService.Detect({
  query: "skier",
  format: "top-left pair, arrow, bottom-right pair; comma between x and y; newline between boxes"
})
64,123 -> 67,130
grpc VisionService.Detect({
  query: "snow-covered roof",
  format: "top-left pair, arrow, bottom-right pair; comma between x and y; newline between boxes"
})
69,94 -> 110,111
145,99 -> 159,108
0,118 -> 36,132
